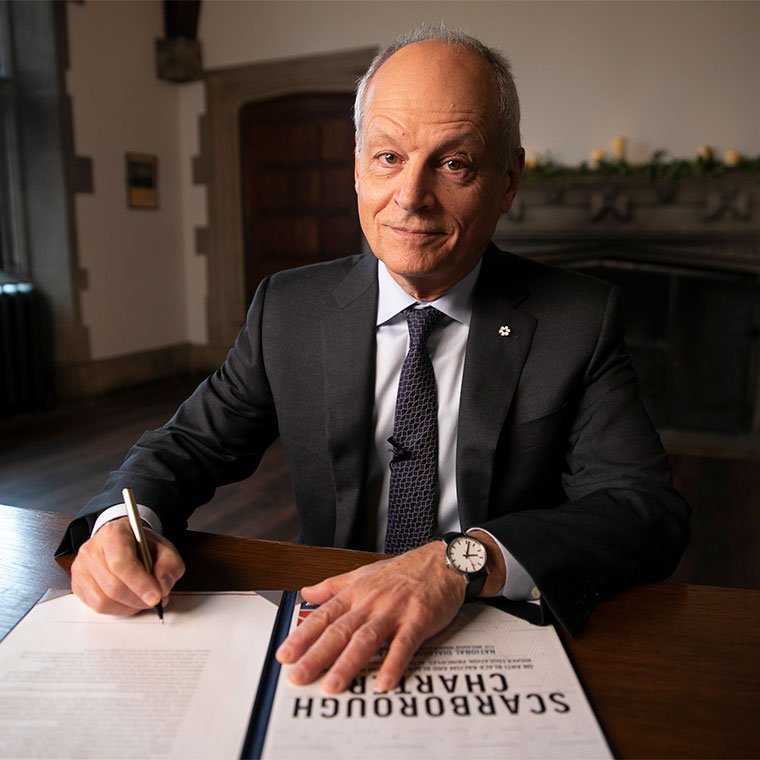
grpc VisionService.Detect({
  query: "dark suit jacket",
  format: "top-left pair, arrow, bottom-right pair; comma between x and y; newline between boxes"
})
58,245 -> 690,634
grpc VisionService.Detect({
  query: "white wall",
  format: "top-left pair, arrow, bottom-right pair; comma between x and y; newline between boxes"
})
197,0 -> 760,163
68,0 -> 760,361
177,82 -> 208,346
67,0 -> 186,360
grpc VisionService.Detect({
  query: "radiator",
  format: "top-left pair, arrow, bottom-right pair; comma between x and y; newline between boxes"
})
0,282 -> 52,417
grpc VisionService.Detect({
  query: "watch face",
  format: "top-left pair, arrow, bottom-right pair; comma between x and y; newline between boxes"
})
447,536 -> 487,574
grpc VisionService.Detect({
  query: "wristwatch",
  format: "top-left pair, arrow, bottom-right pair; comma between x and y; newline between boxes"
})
440,532 -> 489,601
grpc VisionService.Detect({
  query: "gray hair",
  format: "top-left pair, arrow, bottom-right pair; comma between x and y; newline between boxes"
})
353,23 -> 522,170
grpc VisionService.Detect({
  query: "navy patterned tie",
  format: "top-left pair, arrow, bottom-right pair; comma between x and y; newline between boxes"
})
384,306 -> 445,554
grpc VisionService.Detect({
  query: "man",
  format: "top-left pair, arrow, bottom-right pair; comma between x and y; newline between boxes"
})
59,26 -> 690,695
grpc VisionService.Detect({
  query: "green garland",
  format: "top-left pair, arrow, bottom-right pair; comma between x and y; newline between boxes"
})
524,150 -> 760,181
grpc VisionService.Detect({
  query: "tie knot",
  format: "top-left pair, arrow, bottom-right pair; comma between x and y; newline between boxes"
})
404,306 -> 444,347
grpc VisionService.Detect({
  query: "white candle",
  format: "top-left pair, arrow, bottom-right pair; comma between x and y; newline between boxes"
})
611,137 -> 626,161
698,145 -> 713,161
723,150 -> 740,167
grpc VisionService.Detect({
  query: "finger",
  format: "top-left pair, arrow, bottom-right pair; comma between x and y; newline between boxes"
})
276,596 -> 350,664
90,552 -> 158,609
286,604 -> 381,688
300,568 -> 359,604
100,529 -> 164,608
71,556 -> 145,616
73,526 -> 156,612
374,622 -> 428,692
150,533 -> 185,596
320,614 -> 396,693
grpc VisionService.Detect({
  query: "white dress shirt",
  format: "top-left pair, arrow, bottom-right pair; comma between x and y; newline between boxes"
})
367,260 -> 538,601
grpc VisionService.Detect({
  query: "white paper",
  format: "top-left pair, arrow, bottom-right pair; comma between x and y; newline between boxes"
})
262,602 -> 612,759
0,591 -> 280,759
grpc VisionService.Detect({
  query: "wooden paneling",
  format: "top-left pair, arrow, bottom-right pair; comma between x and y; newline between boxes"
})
668,452 -> 760,589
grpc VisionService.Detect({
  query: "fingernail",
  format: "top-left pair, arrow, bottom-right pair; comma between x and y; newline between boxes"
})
323,673 -> 342,693
376,674 -> 391,692
287,664 -> 306,685
161,575 -> 174,593
143,591 -> 160,606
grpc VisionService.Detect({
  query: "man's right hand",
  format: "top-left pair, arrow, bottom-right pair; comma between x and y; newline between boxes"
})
71,516 -> 185,615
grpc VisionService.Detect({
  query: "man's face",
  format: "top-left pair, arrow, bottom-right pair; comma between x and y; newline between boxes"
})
354,40 -> 523,301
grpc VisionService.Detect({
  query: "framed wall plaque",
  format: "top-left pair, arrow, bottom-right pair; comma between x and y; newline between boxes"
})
126,152 -> 158,209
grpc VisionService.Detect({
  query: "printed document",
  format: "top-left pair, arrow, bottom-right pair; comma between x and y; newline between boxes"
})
0,591 -> 279,759
262,600 -> 612,759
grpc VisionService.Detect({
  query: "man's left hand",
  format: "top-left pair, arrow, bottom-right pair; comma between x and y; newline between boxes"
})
275,541 -> 466,694
277,531 -> 505,694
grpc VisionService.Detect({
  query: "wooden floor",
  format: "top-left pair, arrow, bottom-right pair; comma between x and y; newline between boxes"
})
1,376 -> 757,589
0,375 -> 299,542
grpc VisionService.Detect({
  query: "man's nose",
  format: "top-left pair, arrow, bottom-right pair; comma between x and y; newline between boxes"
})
393,163 -> 435,212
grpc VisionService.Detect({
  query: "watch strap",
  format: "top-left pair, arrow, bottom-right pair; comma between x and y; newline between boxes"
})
463,572 -> 487,601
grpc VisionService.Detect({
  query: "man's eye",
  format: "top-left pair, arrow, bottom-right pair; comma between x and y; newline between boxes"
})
378,153 -> 399,165
444,159 -> 467,171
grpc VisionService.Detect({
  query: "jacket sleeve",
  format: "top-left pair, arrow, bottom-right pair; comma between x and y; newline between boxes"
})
56,277 -> 279,556
478,286 -> 690,635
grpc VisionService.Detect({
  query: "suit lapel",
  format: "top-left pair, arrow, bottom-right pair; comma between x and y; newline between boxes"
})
320,255 -> 378,548
457,246 -> 536,528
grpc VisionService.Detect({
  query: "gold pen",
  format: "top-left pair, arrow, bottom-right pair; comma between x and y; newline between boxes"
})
123,487 -> 164,622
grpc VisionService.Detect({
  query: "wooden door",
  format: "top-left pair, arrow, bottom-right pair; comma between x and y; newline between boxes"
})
240,93 -> 361,300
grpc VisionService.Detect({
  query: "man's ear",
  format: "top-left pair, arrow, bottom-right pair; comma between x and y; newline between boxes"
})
354,132 -> 360,191
500,148 -> 525,214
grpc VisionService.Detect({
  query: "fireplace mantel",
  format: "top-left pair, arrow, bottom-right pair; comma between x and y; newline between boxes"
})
495,174 -> 760,274
495,173 -> 760,444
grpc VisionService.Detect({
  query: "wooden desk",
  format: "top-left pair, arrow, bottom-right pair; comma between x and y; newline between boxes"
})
2,504 -> 758,759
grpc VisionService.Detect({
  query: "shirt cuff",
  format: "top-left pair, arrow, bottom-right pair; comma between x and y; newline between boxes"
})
467,528 -> 541,602
91,504 -> 163,536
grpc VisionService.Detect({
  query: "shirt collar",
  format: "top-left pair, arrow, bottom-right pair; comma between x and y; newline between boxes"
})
376,259 -> 482,327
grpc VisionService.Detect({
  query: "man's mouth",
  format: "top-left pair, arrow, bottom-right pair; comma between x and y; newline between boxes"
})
386,224 -> 443,238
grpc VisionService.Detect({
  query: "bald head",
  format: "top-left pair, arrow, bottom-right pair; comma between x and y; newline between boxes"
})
363,40 -> 501,153
354,25 -> 521,169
